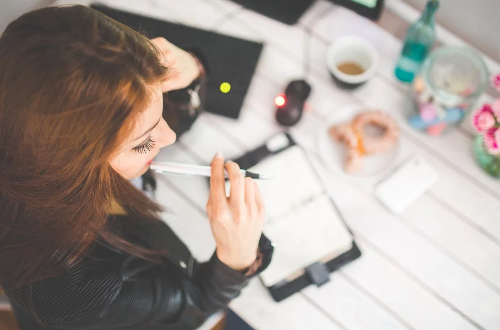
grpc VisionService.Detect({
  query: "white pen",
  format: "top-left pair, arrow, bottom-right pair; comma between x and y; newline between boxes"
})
150,162 -> 273,180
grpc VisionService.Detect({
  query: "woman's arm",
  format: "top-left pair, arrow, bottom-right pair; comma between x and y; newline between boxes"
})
67,251 -> 263,329
6,234 -> 271,330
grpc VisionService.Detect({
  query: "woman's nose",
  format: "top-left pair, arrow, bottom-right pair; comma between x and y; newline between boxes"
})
156,118 -> 177,149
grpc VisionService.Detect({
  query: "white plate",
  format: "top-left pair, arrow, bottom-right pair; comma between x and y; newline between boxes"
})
317,104 -> 400,177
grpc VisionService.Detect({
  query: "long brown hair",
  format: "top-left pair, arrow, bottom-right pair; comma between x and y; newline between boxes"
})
0,5 -> 170,288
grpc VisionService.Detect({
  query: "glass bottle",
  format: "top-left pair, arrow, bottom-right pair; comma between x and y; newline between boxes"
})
395,0 -> 439,83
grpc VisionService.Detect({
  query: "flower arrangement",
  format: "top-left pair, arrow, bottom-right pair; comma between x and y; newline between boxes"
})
473,102 -> 500,153
492,73 -> 500,91
472,73 -> 500,177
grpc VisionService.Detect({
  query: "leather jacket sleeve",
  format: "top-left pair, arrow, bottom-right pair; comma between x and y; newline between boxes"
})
60,252 -> 261,330
5,232 -> 273,330
60,235 -> 270,330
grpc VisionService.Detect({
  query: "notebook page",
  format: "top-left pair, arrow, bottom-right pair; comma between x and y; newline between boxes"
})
247,146 -> 353,287
249,146 -> 325,220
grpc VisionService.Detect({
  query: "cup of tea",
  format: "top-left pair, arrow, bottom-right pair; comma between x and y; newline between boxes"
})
326,36 -> 379,88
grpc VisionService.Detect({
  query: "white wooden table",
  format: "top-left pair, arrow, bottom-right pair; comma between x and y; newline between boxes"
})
58,0 -> 500,328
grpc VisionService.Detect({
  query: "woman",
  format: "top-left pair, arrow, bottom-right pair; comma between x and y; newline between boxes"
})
0,5 -> 273,330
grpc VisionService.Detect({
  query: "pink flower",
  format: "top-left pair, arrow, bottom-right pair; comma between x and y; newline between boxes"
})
492,73 -> 500,92
473,104 -> 496,132
492,99 -> 500,119
483,128 -> 500,154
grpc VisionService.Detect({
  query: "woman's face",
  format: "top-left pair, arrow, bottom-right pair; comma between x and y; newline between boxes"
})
110,84 -> 176,179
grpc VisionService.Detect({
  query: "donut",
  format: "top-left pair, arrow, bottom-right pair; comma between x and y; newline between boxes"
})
329,124 -> 357,148
328,110 -> 399,173
351,111 -> 400,154
329,124 -> 364,172
345,147 -> 363,173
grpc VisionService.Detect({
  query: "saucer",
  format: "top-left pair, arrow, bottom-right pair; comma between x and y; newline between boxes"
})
317,104 -> 399,177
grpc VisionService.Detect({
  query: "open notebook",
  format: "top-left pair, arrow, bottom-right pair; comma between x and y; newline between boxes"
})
229,134 -> 360,300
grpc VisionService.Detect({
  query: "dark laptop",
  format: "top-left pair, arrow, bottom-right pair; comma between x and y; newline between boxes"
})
91,4 -> 264,119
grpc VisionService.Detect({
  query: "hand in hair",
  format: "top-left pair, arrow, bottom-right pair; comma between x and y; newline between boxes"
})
206,152 -> 266,271
151,37 -> 202,92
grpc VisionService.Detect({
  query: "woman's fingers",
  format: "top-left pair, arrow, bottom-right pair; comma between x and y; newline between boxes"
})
206,154 -> 266,271
151,37 -> 174,53
206,193 -> 213,219
150,36 -> 200,92
225,161 -> 245,207
254,181 -> 266,221
244,177 -> 256,215
209,152 -> 228,209
151,37 -> 170,63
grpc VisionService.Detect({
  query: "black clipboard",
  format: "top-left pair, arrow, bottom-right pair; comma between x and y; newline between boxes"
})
231,133 -> 361,302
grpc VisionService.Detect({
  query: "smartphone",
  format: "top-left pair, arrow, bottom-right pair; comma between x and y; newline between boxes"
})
375,156 -> 438,213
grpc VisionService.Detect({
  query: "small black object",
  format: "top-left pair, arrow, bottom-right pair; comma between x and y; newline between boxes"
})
275,79 -> 311,127
327,0 -> 385,20
230,0 -> 315,25
305,262 -> 331,287
90,4 -> 263,119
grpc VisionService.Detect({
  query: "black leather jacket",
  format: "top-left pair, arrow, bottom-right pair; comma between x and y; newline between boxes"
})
4,216 -> 273,329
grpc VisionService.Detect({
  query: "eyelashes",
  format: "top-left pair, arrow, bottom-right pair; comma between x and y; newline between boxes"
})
133,138 -> 156,154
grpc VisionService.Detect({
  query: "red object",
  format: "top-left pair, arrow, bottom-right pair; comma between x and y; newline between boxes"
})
275,95 -> 286,107
147,159 -> 153,165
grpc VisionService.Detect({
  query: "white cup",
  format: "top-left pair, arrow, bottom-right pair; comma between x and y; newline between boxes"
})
326,36 -> 379,88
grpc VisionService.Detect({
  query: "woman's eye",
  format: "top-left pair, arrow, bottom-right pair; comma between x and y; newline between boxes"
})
133,138 -> 156,154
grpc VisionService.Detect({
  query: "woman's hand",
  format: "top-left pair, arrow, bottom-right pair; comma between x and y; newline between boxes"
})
206,152 -> 266,271
150,37 -> 201,93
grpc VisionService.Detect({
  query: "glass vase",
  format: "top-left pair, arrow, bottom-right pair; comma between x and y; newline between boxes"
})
473,135 -> 500,179
408,46 -> 489,136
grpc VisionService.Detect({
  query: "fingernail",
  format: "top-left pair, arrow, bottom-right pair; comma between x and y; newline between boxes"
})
215,151 -> 223,158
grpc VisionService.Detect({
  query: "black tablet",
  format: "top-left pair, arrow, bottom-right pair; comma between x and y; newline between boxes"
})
90,4 -> 263,119
329,0 -> 385,20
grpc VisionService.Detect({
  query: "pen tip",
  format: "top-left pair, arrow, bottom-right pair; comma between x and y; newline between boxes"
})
245,171 -> 273,180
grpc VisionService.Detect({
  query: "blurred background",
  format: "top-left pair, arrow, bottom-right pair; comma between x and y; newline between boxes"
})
1,0 -> 498,59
